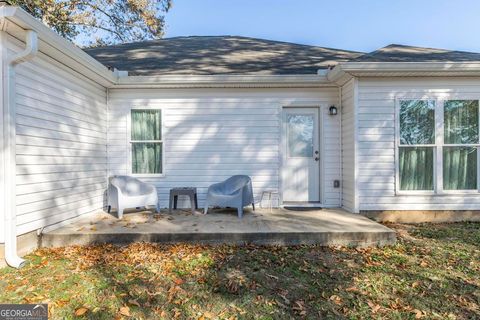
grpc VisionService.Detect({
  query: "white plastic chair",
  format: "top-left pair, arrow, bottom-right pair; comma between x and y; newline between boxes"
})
204,175 -> 255,218
107,175 -> 159,219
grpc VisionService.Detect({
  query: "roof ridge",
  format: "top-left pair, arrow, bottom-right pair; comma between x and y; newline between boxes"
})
84,35 -> 364,54
351,43 -> 480,63
377,43 -> 480,54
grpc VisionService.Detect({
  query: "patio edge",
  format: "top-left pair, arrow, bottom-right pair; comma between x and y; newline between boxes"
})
40,230 -> 396,248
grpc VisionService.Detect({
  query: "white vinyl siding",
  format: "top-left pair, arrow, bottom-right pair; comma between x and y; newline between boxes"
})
357,77 -> 480,211
6,34 -> 108,236
0,32 -> 6,243
108,88 -> 341,208
341,79 -> 357,212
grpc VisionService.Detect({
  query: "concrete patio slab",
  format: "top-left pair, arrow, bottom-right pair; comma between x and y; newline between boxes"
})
41,208 -> 396,248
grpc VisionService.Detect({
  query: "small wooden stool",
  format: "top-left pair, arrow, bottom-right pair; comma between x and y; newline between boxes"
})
169,187 -> 198,214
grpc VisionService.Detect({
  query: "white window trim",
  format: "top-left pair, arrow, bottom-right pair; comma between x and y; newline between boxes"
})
395,98 -> 436,195
441,99 -> 480,194
127,107 -> 165,178
395,98 -> 480,195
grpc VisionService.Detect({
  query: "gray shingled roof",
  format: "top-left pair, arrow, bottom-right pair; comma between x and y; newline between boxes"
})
83,36 -> 363,76
84,39 -> 480,76
352,44 -> 480,63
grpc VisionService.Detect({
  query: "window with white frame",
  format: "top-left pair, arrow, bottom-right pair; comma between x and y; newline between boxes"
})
443,100 -> 478,190
398,100 -> 435,191
398,99 -> 479,192
130,109 -> 163,175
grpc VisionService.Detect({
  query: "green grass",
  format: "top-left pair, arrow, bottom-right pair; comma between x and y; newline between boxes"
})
0,223 -> 479,319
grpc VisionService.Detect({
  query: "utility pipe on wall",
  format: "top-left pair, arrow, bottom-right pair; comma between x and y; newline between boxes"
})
3,29 -> 37,268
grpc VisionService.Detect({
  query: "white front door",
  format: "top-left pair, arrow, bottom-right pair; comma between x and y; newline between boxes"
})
282,107 -> 320,202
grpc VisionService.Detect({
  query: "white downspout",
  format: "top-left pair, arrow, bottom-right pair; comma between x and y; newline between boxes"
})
3,29 -> 38,268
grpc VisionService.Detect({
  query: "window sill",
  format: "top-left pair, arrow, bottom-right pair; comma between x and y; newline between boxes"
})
396,191 -> 480,196
396,191 -> 435,196
441,190 -> 480,195
131,174 -> 166,178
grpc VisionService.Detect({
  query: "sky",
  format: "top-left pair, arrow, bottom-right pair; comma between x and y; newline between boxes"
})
164,0 -> 480,53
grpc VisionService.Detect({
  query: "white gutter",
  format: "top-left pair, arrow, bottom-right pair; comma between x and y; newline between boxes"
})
326,61 -> 480,85
337,61 -> 480,73
0,5 -> 117,87
114,74 -> 333,89
3,29 -> 38,268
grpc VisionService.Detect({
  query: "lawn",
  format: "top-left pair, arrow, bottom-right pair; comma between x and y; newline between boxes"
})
0,223 -> 479,319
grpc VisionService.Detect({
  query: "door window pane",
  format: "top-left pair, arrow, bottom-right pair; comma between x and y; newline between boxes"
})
443,147 -> 477,190
400,100 -> 435,145
444,100 -> 479,144
132,143 -> 163,174
287,114 -> 314,157
399,147 -> 434,190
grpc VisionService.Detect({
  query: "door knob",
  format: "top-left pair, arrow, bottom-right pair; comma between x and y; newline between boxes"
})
314,157 -> 319,161
315,150 -> 319,155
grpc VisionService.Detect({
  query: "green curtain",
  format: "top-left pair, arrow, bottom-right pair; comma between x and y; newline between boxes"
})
443,147 -> 477,190
443,101 -> 478,190
444,100 -> 478,144
131,110 -> 162,174
399,100 -> 435,191
131,110 -> 162,140
399,147 -> 434,190
132,143 -> 162,174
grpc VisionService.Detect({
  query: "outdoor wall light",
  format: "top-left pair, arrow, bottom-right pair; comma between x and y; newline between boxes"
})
329,105 -> 338,115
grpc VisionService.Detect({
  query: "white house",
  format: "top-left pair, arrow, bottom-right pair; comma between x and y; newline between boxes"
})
1,4 -> 480,266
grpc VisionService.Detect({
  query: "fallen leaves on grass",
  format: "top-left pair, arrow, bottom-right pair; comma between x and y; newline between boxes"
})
119,306 -> 131,317
128,299 -> 140,307
74,307 -> 88,316
329,294 -> 343,307
0,223 -> 478,319
292,300 -> 307,316
367,300 -> 381,314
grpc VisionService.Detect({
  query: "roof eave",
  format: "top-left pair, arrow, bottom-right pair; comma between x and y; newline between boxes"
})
114,74 -> 334,89
328,61 -> 480,80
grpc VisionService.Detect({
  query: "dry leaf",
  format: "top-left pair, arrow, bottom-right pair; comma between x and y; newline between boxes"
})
329,294 -> 343,305
414,309 -> 424,318
173,308 -> 182,318
74,307 -> 88,316
119,306 -> 131,317
346,286 -> 359,292
201,311 -> 214,319
292,300 -> 307,315
367,300 -> 381,313
128,299 -> 141,307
